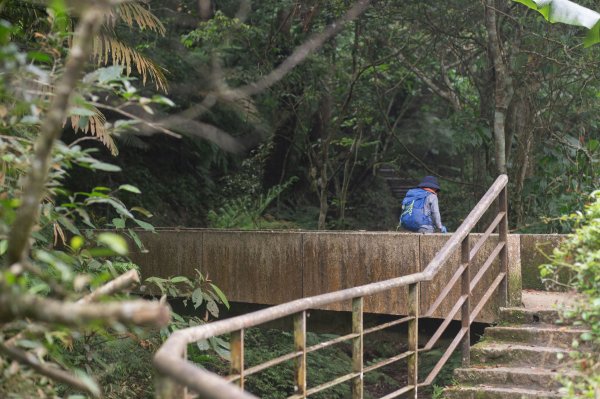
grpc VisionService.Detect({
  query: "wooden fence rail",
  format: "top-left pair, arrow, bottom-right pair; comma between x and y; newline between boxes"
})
153,174 -> 509,399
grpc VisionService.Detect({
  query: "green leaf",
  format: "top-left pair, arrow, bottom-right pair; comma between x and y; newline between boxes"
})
584,20 -> 600,47
28,51 -> 52,63
73,370 -> 101,398
58,216 -> 81,235
146,277 -> 166,293
118,184 -> 141,194
196,339 -> 210,351
133,218 -> 155,232
131,206 -> 153,218
151,95 -> 176,107
29,282 -> 49,295
16,339 -> 43,349
86,198 -> 133,218
210,283 -> 230,309
206,299 -> 219,318
513,0 -> 538,10
69,107 -> 96,117
49,0 -> 69,32
97,233 -> 128,255
170,276 -> 190,284
112,218 -> 126,229
89,161 -> 121,172
210,336 -> 230,360
98,66 -> 124,83
514,0 -> 600,47
0,240 -> 7,256
128,229 -> 146,252
172,312 -> 185,323
192,288 -> 203,309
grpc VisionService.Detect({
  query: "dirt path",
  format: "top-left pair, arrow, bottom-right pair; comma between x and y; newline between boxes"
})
521,289 -> 581,311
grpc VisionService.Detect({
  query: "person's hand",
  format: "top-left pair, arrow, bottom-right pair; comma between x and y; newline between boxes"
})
441,226 -> 448,233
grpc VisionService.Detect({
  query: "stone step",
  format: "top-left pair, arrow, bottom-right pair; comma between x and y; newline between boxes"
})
499,307 -> 569,325
485,325 -> 590,349
453,366 -> 564,390
443,385 -> 561,399
471,342 -> 568,367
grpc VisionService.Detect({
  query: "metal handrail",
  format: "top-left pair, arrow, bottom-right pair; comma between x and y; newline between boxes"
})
154,174 -> 509,399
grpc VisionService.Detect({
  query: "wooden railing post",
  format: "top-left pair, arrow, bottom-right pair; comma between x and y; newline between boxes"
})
499,185 -> 509,306
231,329 -> 245,389
407,283 -> 419,398
461,235 -> 471,366
352,297 -> 364,399
294,311 -> 307,397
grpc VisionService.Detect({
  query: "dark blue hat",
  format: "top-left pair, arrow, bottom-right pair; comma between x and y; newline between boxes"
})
418,176 -> 440,191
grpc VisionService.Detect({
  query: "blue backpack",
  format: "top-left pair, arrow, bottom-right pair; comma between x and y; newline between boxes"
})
400,188 -> 432,231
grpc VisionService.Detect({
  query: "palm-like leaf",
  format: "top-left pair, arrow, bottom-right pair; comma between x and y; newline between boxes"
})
514,0 -> 600,47
113,3 -> 166,35
70,106 -> 118,156
93,33 -> 167,92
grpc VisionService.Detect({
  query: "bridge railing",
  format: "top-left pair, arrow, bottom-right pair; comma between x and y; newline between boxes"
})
154,174 -> 509,399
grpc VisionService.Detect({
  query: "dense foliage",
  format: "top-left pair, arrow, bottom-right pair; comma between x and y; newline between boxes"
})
55,0 -> 600,233
540,191 -> 600,397
1,2 -> 198,398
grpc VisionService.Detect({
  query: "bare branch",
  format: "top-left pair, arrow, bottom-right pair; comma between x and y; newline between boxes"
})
0,342 -> 101,397
0,292 -> 170,328
396,52 -> 462,111
91,102 -> 182,138
77,269 -> 140,304
238,0 -> 372,97
115,102 -> 250,153
159,115 -> 247,153
146,0 -> 372,148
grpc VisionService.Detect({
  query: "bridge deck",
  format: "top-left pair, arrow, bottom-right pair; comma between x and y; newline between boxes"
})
131,229 -> 522,323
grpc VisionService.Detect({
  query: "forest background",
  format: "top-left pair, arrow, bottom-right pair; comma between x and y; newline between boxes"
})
8,0 -> 597,234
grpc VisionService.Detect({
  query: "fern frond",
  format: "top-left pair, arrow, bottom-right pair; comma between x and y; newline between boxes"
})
107,2 -> 166,36
70,107 -> 118,156
93,34 -> 168,92
114,3 -> 166,35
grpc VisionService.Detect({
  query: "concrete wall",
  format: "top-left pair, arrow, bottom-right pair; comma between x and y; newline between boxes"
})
130,229 -> 532,323
519,234 -> 568,290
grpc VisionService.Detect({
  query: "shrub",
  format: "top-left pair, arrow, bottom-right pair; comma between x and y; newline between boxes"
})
540,190 -> 600,397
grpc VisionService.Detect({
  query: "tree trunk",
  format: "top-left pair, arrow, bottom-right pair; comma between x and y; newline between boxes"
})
338,128 -> 362,225
198,0 -> 214,21
317,90 -> 333,230
484,0 -> 513,176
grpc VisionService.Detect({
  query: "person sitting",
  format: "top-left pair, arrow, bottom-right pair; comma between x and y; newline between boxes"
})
400,176 -> 447,234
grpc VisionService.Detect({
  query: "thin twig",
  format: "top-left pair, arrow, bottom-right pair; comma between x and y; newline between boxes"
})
77,269 -> 140,304
91,102 -> 182,138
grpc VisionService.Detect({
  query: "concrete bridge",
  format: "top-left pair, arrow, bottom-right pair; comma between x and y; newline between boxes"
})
148,175 -> 581,399
131,229 -> 564,323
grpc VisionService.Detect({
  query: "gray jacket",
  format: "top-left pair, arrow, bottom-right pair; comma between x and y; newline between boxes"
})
418,194 -> 443,234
